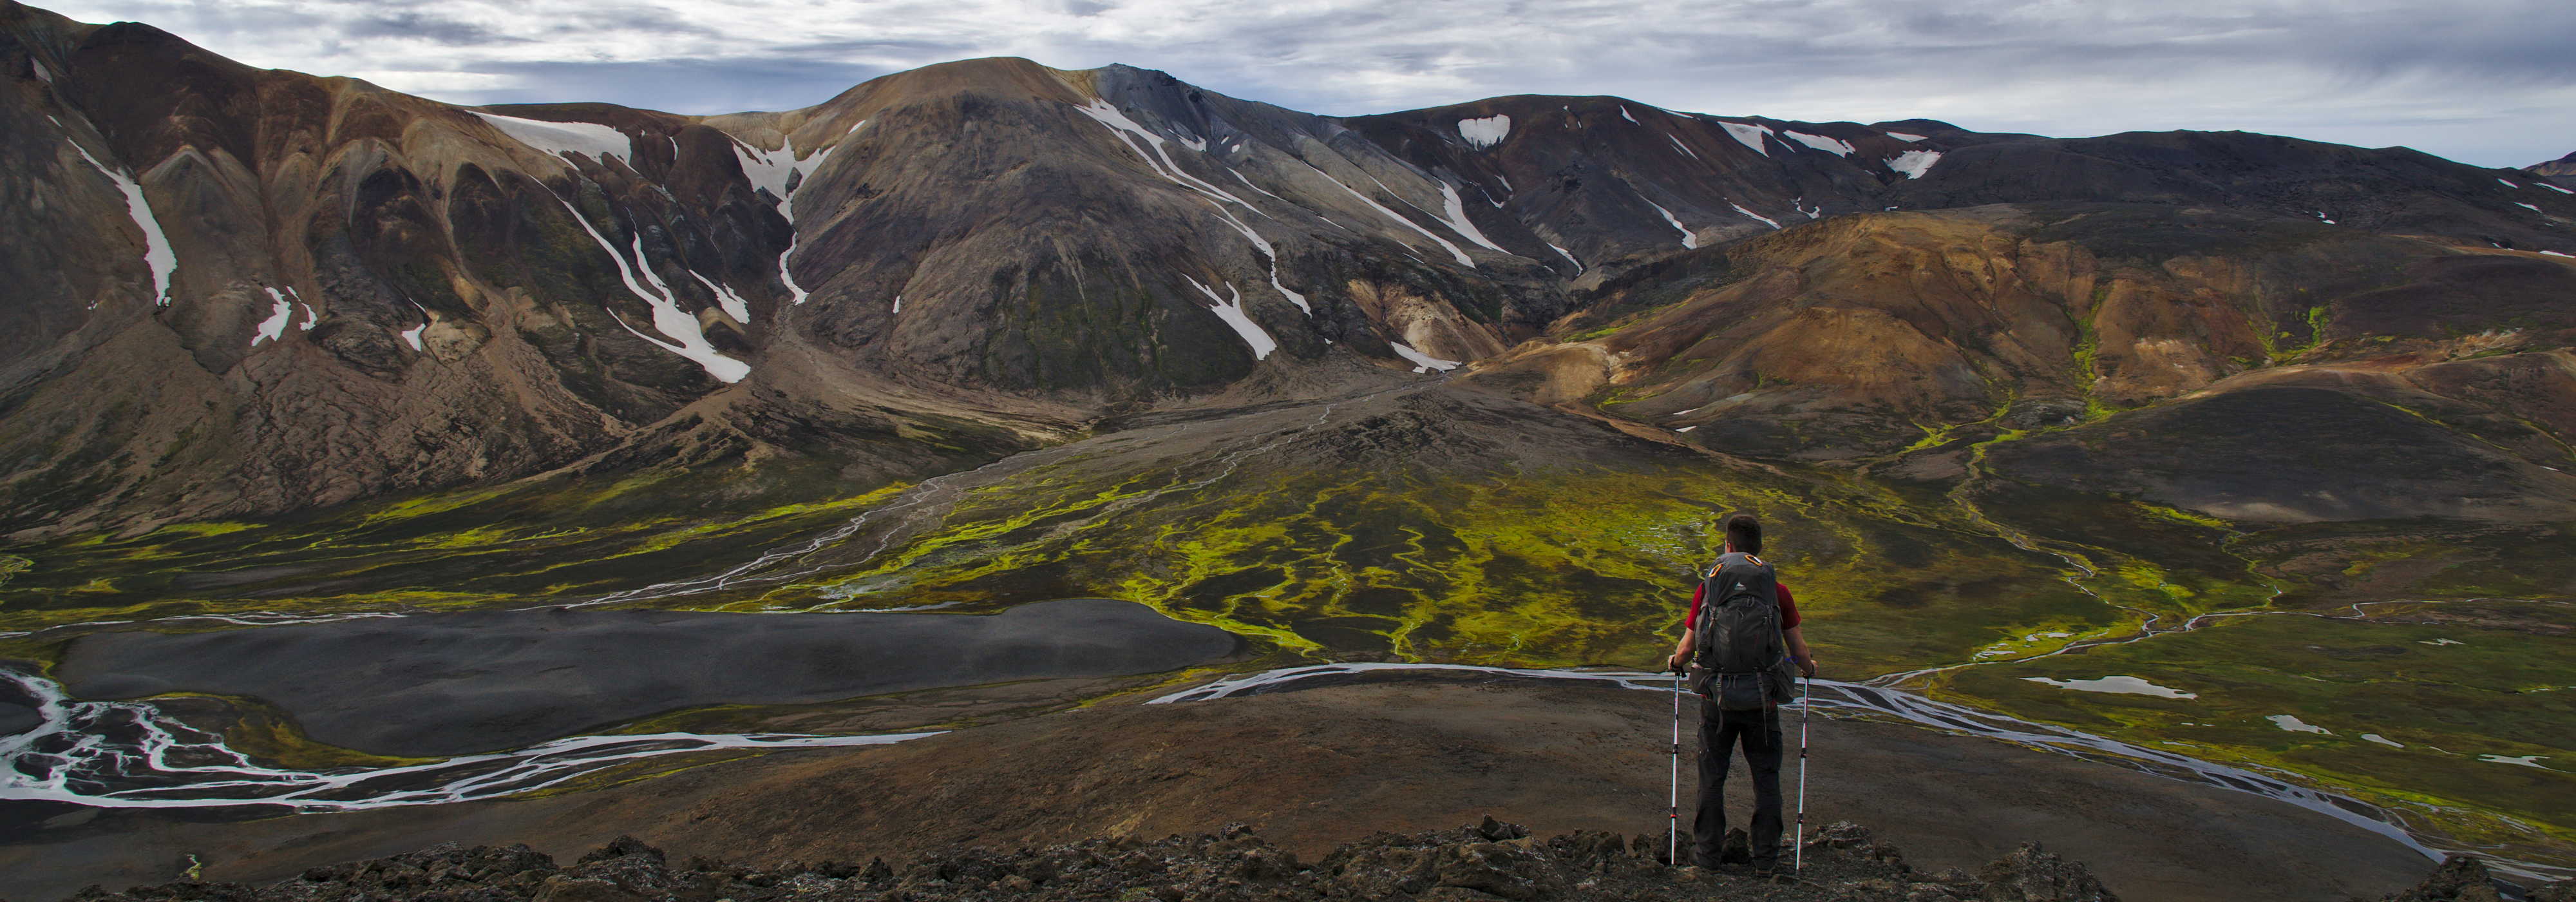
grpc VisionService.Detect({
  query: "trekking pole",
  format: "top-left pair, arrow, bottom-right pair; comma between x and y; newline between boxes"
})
1794,675 -> 1810,872
1669,665 -> 1681,866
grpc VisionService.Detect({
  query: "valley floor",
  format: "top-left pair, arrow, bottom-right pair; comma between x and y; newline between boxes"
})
0,675 -> 2430,902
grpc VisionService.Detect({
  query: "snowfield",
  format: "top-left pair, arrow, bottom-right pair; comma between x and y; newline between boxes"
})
1783,130 -> 1855,156
1643,197 -> 1697,249
61,126 -> 177,306
1716,120 -> 1773,156
1457,115 -> 1511,149
1388,340 -> 1459,373
1185,276 -> 1276,360
1886,150 -> 1943,179
473,111 -> 634,166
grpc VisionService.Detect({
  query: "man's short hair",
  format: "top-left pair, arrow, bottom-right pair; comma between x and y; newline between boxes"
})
1724,513 -> 1762,555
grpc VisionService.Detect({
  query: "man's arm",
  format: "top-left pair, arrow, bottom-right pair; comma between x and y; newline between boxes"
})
1666,581 -> 1705,673
1785,626 -> 1817,678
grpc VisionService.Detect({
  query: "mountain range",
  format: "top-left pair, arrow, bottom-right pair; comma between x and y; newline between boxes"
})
5,0 -> 2573,537
5,0 -> 2576,879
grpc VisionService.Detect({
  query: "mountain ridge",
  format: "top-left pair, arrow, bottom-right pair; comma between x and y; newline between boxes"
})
1,0 -> 2571,541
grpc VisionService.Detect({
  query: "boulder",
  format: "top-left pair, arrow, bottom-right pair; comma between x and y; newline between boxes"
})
1978,842 -> 2119,902
2384,857 -> 2505,902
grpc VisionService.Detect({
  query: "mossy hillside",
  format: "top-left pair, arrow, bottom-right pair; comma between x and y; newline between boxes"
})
0,465 -> 916,638
654,455 -> 2152,676
5,401 -> 2567,865
1938,600 -> 2576,864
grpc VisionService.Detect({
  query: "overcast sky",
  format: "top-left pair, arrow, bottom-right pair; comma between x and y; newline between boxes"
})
47,0 -> 2575,169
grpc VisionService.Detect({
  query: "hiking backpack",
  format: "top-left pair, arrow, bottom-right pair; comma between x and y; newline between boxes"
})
1691,552 -> 1796,710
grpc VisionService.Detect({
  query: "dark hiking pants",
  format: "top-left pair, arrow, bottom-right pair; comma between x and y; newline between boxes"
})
1692,698 -> 1783,868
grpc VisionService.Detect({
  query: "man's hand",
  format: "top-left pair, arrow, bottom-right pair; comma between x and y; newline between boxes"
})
1796,655 -> 1819,679
1667,652 -> 1689,675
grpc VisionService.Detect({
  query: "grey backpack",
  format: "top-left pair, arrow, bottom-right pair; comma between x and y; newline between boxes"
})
1691,552 -> 1795,709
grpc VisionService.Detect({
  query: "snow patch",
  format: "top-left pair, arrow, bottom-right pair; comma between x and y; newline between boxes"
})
1674,426 -> 1698,433
1886,150 -> 1942,179
1269,271 -> 1309,316
686,270 -> 753,323
1433,182 -> 1508,253
1077,101 -> 1303,303
2362,733 -> 2405,749
1643,197 -> 1697,249
1309,164 -> 1475,266
471,111 -> 632,166
551,197 -> 750,383
250,289 -> 295,347
1884,131 -> 1927,142
2315,211 -> 2337,225
1388,339 -> 1459,373
1546,241 -> 1581,272
399,305 -> 430,352
1794,197 -> 1822,220
1731,202 -> 1780,230
2419,638 -> 2463,646
730,139 -> 836,305
2542,182 -> 2575,195
1184,276 -> 1274,360
2515,202 -> 2542,213
1667,134 -> 1698,160
1783,130 -> 1855,156
31,58 -> 52,83
2499,178 -> 2520,188
2542,250 -> 2573,258
1716,120 -> 1772,156
2479,754 -> 2552,769
1073,100 -> 1251,209
2268,715 -> 2331,734
1457,115 -> 1511,149
1229,169 -> 1289,202
2022,675 -> 2197,699
62,133 -> 177,305
1620,106 -> 1638,124
891,295 -> 902,313
296,295 -> 318,331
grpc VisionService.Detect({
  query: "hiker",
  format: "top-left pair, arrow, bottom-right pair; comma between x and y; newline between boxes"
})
1666,513 -> 1817,873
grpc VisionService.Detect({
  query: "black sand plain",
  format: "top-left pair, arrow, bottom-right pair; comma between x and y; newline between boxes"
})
52,599 -> 1242,755
1,677 -> 2432,902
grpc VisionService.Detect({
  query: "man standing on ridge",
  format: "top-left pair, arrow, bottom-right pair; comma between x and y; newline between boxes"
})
1667,513 -> 1817,874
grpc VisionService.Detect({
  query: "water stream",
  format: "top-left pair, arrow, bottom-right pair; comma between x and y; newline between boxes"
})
0,667 -> 936,811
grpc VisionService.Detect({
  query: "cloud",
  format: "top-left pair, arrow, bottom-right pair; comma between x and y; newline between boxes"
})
44,0 -> 2576,168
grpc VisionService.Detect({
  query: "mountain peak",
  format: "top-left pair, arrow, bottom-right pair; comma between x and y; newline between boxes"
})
2527,149 -> 2576,178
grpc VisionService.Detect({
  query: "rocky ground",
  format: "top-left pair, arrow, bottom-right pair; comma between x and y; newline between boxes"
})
55,818 -> 2575,902
57,819 -> 2121,902
1,680 -> 2450,902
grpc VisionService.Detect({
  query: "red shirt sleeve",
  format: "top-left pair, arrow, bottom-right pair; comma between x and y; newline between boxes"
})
1682,582 -> 1706,631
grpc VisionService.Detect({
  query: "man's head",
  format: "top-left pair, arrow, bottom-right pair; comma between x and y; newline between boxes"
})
1723,513 -> 1762,555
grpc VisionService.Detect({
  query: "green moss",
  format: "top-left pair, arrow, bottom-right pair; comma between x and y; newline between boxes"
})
1938,600 -> 2576,861
2130,501 -> 2230,530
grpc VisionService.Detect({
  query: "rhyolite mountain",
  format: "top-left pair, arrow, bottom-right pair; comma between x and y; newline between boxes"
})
2532,151 -> 2576,185
2,0 -> 2572,541
8,0 -> 2576,877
